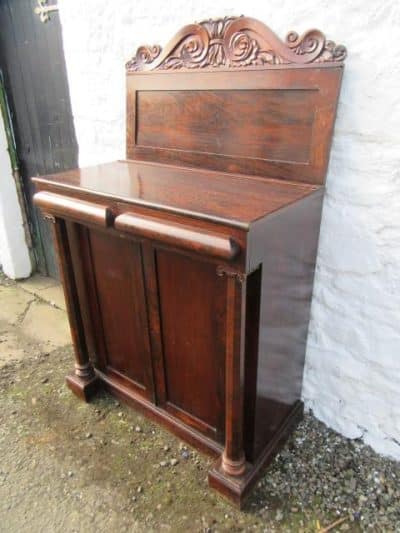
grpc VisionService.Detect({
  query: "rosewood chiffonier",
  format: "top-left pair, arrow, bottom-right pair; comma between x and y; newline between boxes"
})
33,16 -> 346,506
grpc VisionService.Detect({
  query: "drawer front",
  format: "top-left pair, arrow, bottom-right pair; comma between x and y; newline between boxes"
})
114,211 -> 241,262
155,249 -> 226,442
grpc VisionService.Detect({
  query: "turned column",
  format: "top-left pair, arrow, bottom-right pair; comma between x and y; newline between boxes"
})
217,266 -> 247,477
47,215 -> 99,400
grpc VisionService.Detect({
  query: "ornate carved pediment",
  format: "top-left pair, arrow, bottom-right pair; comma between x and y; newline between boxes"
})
126,16 -> 346,72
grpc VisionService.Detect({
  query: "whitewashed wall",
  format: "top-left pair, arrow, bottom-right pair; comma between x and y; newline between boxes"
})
0,111 -> 31,279
58,0 -> 400,459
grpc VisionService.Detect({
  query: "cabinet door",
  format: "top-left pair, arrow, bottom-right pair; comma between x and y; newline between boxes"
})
155,249 -> 226,442
85,228 -> 154,400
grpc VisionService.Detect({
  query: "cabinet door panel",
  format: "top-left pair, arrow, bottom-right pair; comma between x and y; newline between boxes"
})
156,249 -> 226,441
88,229 -> 153,398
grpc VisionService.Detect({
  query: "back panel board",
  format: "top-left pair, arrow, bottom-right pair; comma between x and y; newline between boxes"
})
137,89 -> 315,163
127,67 -> 343,185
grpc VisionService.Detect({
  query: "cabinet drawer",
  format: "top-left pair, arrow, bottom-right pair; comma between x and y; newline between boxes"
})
114,212 -> 240,261
34,191 -> 113,227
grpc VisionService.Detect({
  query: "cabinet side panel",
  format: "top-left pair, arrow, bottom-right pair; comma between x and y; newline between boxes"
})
156,249 -> 226,441
88,229 -> 153,396
249,192 -> 324,459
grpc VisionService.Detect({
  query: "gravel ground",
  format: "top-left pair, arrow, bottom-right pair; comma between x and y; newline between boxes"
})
0,272 -> 399,532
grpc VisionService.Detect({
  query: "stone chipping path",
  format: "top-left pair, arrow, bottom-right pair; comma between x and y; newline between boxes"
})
0,271 -> 399,532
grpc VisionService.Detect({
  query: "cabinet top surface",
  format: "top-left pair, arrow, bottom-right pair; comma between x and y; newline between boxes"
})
33,159 -> 319,227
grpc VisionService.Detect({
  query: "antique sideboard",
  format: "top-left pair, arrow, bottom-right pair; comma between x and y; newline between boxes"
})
33,16 -> 346,506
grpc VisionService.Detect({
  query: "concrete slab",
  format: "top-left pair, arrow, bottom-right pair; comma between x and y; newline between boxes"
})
18,273 -> 59,295
21,300 -> 71,349
0,285 -> 34,325
37,285 -> 66,311
0,330 -> 26,368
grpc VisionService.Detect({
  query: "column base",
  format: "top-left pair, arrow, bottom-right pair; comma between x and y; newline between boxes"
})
208,400 -> 304,508
221,451 -> 246,476
208,458 -> 251,509
66,372 -> 101,402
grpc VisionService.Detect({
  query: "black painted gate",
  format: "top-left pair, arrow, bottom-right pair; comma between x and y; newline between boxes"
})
0,0 -> 78,278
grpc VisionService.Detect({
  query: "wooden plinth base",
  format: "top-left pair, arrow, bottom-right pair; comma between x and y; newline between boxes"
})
96,369 -> 223,457
66,372 -> 101,402
209,401 -> 304,508
65,369 -> 303,507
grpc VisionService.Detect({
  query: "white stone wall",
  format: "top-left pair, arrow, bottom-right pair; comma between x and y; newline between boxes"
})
58,0 -> 400,459
0,111 -> 31,279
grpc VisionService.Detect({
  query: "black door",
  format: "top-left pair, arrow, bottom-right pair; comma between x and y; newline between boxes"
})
0,0 -> 78,277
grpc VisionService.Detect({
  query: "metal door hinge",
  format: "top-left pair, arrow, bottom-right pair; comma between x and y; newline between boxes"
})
34,0 -> 59,23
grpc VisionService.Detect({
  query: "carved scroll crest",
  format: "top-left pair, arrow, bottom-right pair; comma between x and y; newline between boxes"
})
126,16 -> 346,72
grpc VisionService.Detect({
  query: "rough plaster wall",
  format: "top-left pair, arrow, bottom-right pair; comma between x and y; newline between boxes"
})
58,0 -> 400,459
0,112 -> 31,279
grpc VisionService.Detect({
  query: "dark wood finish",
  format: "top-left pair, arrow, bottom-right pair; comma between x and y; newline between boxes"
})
65,222 -> 100,368
136,89 -> 315,163
243,266 -> 262,462
0,0 -> 78,277
155,250 -> 226,440
127,68 -> 343,185
86,230 -> 154,400
126,16 -> 346,72
220,271 -> 247,476
126,16 -> 345,185
99,367 -> 223,457
34,191 -> 114,227
49,217 -> 100,401
209,400 -> 304,508
114,212 -> 240,260
32,16 -> 345,507
32,159 -> 318,227
141,243 -> 167,404
247,190 -> 324,459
